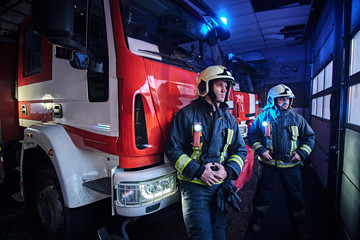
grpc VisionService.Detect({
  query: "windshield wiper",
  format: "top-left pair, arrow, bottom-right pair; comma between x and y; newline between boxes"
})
138,49 -> 198,72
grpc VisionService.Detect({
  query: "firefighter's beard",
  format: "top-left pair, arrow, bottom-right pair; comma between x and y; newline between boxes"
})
277,101 -> 289,110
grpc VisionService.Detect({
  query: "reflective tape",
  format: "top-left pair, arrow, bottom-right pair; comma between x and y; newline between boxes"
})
175,154 -> 192,174
299,144 -> 312,155
228,155 -> 244,170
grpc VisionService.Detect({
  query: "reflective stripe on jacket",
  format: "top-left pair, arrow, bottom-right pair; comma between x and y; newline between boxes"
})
247,109 -> 315,168
165,97 -> 247,184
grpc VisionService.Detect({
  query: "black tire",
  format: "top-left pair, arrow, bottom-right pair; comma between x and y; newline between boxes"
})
36,166 -> 97,240
3,141 -> 21,193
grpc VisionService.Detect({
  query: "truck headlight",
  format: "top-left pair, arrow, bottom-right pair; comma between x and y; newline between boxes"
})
239,124 -> 248,138
116,173 -> 177,206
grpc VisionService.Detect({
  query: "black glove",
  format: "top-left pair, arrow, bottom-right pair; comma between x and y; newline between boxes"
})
216,179 -> 242,212
216,186 -> 229,211
225,181 -> 242,212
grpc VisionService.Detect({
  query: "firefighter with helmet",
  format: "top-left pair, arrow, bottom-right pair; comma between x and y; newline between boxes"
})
247,84 -> 315,240
165,65 -> 247,239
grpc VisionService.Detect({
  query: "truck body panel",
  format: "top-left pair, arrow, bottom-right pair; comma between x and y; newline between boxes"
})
23,123 -> 118,208
0,40 -> 24,186
0,41 -> 23,143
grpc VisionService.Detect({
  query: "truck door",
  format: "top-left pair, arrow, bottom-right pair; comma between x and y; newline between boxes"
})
19,0 -> 119,154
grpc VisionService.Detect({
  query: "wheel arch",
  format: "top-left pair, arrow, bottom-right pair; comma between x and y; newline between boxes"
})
21,123 -> 116,208
22,145 -> 53,208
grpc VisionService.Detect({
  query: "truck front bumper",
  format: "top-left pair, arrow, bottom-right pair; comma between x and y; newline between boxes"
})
112,162 -> 180,217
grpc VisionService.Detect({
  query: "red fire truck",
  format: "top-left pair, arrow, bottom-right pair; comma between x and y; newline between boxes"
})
228,57 -> 259,189
228,57 -> 259,136
0,0 -> 255,238
0,40 -> 24,192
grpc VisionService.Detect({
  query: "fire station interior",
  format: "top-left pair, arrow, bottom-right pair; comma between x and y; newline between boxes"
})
0,0 -> 360,240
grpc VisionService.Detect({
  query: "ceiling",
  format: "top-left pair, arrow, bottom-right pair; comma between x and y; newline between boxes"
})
0,0 -> 321,61
201,0 -> 318,60
0,0 -> 30,40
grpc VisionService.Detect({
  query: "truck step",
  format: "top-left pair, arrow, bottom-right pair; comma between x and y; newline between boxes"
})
82,177 -> 111,195
11,192 -> 24,202
97,227 -> 124,240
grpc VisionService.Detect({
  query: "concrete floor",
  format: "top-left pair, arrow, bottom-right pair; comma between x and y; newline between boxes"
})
0,159 -> 347,240
244,161 -> 347,240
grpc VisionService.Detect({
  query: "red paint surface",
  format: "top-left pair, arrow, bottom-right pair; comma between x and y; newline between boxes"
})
0,40 -> 24,143
234,145 -> 254,190
17,15 -> 52,87
65,125 -> 119,155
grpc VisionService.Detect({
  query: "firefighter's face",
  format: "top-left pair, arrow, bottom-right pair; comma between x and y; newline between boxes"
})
213,80 -> 228,103
276,97 -> 290,109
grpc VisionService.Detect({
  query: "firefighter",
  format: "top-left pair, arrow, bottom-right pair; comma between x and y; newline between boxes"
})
165,65 -> 247,240
247,84 -> 315,240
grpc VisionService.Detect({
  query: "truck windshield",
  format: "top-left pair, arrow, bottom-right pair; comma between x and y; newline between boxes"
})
120,0 -> 223,72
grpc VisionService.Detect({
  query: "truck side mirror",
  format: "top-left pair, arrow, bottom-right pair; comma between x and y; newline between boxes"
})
70,51 -> 89,70
32,0 -> 74,40
31,0 -> 88,54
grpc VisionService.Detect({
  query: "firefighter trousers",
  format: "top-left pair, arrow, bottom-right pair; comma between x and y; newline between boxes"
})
253,162 -> 305,228
179,180 -> 228,240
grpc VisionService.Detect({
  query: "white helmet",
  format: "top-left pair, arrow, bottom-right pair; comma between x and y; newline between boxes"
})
264,84 -> 295,110
197,65 -> 235,101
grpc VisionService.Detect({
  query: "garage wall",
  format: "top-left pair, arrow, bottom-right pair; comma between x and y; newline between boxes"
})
311,0 -> 360,239
309,0 -> 334,189
253,43 -> 311,119
341,128 -> 360,240
341,1 -> 360,239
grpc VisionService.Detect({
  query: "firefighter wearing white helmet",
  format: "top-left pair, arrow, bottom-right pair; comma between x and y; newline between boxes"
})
264,84 -> 295,111
248,84 -> 315,239
165,65 -> 247,239
197,65 -> 235,103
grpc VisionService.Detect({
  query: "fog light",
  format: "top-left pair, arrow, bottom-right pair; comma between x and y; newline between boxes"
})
116,173 -> 177,206
239,124 -> 248,137
120,185 -> 137,204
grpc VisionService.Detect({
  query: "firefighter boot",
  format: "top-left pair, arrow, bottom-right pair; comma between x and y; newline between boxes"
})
251,205 -> 267,233
293,228 -> 309,240
251,218 -> 262,233
289,213 -> 308,240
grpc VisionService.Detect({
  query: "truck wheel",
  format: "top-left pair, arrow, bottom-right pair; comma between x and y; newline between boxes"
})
3,141 -> 21,193
36,167 -> 96,239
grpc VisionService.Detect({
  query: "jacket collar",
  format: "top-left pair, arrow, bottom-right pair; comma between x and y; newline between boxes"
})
193,97 -> 229,116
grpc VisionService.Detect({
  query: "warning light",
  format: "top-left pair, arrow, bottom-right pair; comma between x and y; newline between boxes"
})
220,17 -> 228,25
194,124 -> 202,132
193,123 -> 202,147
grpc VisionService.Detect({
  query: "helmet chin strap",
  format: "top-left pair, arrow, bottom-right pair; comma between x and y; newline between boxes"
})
212,96 -> 221,112
208,82 -> 222,116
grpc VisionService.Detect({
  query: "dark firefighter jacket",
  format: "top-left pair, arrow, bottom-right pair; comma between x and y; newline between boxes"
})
165,97 -> 247,185
247,109 -> 315,168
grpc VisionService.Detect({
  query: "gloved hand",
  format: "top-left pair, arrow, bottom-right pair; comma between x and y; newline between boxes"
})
224,181 -> 242,212
216,178 -> 242,212
216,186 -> 229,211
